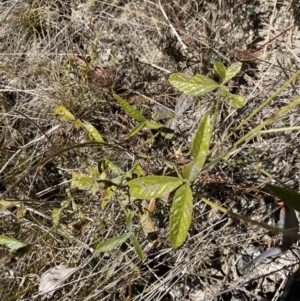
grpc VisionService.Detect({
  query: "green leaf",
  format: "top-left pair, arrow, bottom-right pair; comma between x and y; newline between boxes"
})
82,122 -> 104,143
99,158 -> 123,175
169,183 -> 193,248
182,161 -> 202,182
60,199 -> 70,209
124,254 -> 140,273
0,235 -> 27,250
266,184 -> 300,213
91,183 -> 99,195
101,187 -> 115,208
54,106 -> 75,121
126,211 -> 133,232
131,233 -> 144,260
219,86 -> 229,97
129,162 -> 144,178
145,120 -> 163,130
95,233 -> 131,252
225,93 -> 244,108
115,94 -> 146,122
214,61 -> 226,80
75,119 -> 83,129
106,258 -> 119,278
125,121 -> 146,139
160,118 -> 176,140
107,161 -> 123,175
169,73 -> 219,96
183,115 -> 212,181
0,200 -> 21,209
71,172 -> 94,190
16,203 -> 26,218
190,115 -> 212,157
98,159 -> 109,174
224,62 -> 242,83
52,208 -> 62,228
71,199 -> 78,212
129,176 -> 183,199
78,207 -> 86,221
219,87 -> 244,108
89,166 -> 100,177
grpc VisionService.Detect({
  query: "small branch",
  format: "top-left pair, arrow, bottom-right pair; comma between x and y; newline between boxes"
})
158,0 -> 187,52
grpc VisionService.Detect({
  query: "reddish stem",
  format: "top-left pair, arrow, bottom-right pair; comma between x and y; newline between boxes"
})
250,21 -> 300,54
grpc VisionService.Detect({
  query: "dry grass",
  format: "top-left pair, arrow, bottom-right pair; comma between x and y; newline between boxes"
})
1,0 -> 300,300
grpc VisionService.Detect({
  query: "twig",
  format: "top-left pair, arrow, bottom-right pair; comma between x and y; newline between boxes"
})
1,0 -> 21,22
158,0 -> 187,52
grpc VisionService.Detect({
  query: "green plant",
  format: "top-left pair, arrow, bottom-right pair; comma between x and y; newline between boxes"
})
70,160 -> 148,257
54,105 -> 104,143
124,61 -> 242,248
114,94 -> 163,140
53,105 -> 148,256
53,62 -> 300,253
169,61 -> 244,108
126,61 -> 300,249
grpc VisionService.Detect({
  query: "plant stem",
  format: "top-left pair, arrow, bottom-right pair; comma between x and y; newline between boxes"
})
205,95 -> 300,171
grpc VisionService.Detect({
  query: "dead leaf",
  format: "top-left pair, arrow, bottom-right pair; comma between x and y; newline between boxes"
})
39,265 -> 78,297
175,93 -> 193,115
148,198 -> 156,213
139,210 -> 155,236
70,56 -> 116,89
